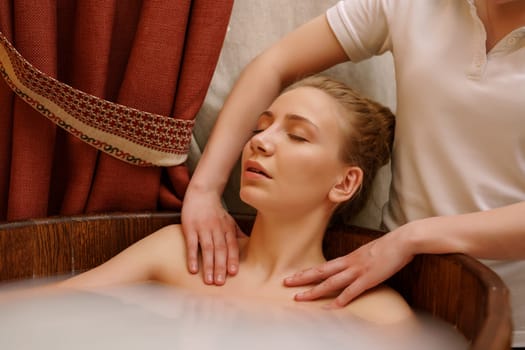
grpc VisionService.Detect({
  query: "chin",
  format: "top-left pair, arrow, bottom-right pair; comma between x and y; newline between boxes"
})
239,188 -> 258,209
239,188 -> 274,212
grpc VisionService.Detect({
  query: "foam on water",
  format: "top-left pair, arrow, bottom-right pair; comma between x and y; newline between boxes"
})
0,279 -> 468,350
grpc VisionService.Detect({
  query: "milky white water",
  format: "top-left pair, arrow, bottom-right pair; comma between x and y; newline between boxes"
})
0,278 -> 468,350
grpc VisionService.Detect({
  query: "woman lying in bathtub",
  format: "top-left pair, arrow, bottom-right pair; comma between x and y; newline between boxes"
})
58,75 -> 412,324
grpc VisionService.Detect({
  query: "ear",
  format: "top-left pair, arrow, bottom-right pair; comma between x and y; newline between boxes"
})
328,166 -> 363,204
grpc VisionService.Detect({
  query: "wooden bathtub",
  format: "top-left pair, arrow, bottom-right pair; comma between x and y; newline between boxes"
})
0,212 -> 512,349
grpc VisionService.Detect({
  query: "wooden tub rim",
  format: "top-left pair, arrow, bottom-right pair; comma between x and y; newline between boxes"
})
0,211 -> 512,349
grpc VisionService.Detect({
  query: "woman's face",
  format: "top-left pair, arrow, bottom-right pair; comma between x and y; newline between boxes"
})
240,86 -> 349,214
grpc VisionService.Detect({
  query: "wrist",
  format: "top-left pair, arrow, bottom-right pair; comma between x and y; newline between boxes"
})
390,219 -> 427,257
186,179 -> 224,199
187,157 -> 231,196
187,165 -> 227,196
396,216 -> 464,256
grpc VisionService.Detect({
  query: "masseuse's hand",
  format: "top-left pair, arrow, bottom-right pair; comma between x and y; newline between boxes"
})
181,187 -> 245,285
284,230 -> 414,307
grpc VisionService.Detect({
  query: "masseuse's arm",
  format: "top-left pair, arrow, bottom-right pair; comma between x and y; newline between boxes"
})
181,14 -> 349,285
59,225 -> 187,290
285,201 -> 525,308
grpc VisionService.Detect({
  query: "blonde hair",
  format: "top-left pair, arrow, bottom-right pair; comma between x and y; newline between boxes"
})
286,75 -> 395,218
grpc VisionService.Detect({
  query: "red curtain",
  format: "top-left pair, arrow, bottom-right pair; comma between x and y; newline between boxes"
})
0,0 -> 233,221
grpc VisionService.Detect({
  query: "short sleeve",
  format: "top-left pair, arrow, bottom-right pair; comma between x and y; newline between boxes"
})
326,0 -> 393,62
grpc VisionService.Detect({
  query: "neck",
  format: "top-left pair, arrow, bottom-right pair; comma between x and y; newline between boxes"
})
241,208 -> 332,283
475,0 -> 525,51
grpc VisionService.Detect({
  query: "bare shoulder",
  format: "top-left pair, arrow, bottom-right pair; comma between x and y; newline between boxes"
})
146,224 -> 185,245
102,223 -> 191,286
129,224 -> 187,260
57,224 -> 188,289
144,224 -> 188,278
340,284 -> 414,324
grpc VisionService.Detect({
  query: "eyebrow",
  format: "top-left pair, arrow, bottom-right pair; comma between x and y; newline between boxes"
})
260,111 -> 320,130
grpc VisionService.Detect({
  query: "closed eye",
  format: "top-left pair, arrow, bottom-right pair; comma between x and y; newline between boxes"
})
288,134 -> 309,142
252,129 -> 265,135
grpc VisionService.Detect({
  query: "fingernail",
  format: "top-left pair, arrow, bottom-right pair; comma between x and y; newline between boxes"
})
216,274 -> 224,283
284,277 -> 294,285
229,265 -> 237,273
190,263 -> 197,272
206,273 -> 213,283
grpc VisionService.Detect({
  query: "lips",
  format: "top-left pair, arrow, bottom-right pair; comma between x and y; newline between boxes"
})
244,160 -> 272,179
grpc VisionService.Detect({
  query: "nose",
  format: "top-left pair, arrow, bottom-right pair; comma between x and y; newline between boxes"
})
250,130 -> 275,155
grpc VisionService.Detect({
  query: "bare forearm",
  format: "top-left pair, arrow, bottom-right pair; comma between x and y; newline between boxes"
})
403,201 -> 525,260
190,56 -> 285,194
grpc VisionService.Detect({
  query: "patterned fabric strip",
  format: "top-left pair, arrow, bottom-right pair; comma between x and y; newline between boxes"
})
0,31 -> 195,167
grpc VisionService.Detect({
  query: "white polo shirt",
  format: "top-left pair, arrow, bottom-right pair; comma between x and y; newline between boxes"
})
327,0 -> 525,345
